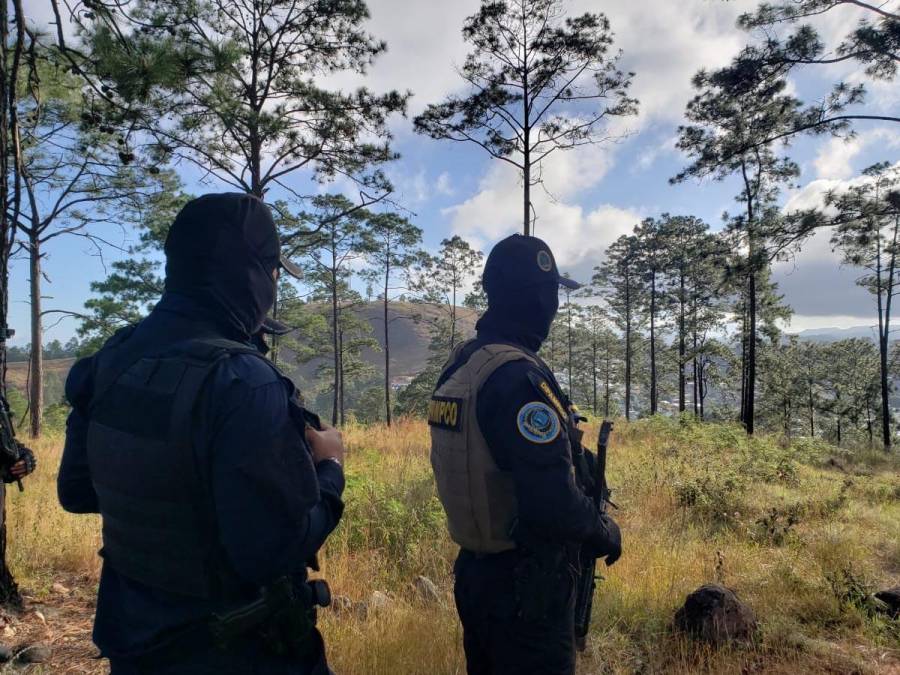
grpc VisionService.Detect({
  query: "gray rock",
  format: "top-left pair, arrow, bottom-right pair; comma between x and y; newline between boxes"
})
330,595 -> 353,615
0,644 -> 12,663
15,642 -> 52,664
875,586 -> 900,618
370,591 -> 392,614
674,584 -> 757,645
412,576 -> 441,604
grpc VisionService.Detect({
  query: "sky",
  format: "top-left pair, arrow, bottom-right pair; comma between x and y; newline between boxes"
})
8,0 -> 900,347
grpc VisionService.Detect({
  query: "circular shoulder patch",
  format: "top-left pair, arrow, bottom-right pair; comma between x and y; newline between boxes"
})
536,250 -> 553,272
517,402 -> 561,444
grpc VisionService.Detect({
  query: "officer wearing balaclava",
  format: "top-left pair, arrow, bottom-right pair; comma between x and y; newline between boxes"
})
59,193 -> 344,674
430,234 -> 622,674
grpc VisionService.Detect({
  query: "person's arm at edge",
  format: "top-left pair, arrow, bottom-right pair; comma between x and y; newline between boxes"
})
208,362 -> 345,586
58,357 -> 100,514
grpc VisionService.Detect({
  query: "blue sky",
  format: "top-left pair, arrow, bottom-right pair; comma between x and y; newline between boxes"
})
10,0 -> 900,347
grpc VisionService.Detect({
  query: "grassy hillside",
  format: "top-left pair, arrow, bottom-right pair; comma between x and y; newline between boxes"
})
4,418 -> 899,673
5,359 -> 74,400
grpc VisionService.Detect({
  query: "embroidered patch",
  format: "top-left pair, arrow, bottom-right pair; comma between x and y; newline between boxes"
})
517,402 -> 561,444
525,371 -> 568,421
537,250 -> 553,272
428,396 -> 463,431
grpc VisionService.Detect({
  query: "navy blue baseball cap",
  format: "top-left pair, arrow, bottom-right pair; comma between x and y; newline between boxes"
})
482,234 -> 582,292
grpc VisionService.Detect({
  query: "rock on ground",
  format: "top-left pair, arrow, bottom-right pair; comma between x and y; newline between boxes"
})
412,576 -> 441,604
875,586 -> 900,618
674,584 -> 757,645
15,642 -> 52,664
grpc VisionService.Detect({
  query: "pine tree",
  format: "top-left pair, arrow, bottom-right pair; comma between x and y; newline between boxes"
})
829,163 -> 900,450
674,50 -> 815,433
413,0 -> 636,235
70,0 -> 408,207
360,213 -> 423,426
594,234 -> 643,420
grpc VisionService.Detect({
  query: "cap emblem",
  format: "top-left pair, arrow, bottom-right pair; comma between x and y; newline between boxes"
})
536,250 -> 553,272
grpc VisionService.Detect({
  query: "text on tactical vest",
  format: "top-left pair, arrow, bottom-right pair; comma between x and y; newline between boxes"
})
428,396 -> 463,431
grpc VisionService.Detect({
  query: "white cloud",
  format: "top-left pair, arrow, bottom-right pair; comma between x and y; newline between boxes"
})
435,172 -> 454,197
443,149 -> 640,272
813,130 -> 900,180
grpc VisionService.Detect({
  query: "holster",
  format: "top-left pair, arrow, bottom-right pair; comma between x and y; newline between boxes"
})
511,540 -> 576,622
212,577 -> 331,659
126,577 -> 331,669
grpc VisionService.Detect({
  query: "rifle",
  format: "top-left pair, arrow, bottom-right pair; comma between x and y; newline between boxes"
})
573,419 -> 614,651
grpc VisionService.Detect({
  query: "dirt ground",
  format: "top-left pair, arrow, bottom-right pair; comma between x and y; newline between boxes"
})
0,574 -> 105,674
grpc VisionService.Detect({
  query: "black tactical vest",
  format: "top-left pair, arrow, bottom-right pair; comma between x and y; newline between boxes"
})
87,330 -> 264,599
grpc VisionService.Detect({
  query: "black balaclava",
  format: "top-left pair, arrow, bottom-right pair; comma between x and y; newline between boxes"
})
476,234 -> 578,353
164,193 -> 280,341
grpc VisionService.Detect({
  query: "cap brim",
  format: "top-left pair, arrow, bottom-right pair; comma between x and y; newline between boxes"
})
260,317 -> 293,336
280,254 -> 303,280
558,276 -> 582,290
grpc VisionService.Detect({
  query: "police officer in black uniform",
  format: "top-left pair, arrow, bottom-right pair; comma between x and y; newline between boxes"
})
430,234 -> 621,675
59,193 -> 345,674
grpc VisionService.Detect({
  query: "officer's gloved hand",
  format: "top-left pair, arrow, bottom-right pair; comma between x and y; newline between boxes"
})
587,513 -> 622,567
3,444 -> 36,483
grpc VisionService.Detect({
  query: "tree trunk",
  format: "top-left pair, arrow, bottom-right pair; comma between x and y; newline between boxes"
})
383,266 -> 391,426
649,270 -> 658,415
603,348 -> 611,418
522,73 -> 531,236
591,337 -> 597,415
807,382 -> 815,437
0,0 -> 22,608
338,329 -> 345,427
678,275 -> 686,413
523,155 -> 531,236
450,280 -> 457,351
879,331 -> 890,448
331,270 -> 339,427
566,300 -> 573,393
624,281 -> 632,421
28,234 -> 42,438
746,268 -> 757,435
698,358 -> 707,421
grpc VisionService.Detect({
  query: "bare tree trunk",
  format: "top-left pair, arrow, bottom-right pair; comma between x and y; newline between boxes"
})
807,382 -> 815,437
338,329 -> 345,427
383,262 -> 392,426
678,275 -> 686,413
0,0 -> 23,607
649,270 -> 658,415
331,269 -> 339,427
566,298 -> 573,392
624,279 -> 632,421
603,346 -> 611,418
28,234 -> 42,437
591,336 -> 597,415
746,267 -> 757,435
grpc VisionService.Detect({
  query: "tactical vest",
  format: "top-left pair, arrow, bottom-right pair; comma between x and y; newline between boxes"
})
429,341 -> 548,554
87,332 -> 264,599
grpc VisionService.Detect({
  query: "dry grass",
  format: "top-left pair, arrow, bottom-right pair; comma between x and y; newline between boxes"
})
3,417 -> 899,673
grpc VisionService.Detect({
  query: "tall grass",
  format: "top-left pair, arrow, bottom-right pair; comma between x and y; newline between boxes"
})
6,417 -> 900,673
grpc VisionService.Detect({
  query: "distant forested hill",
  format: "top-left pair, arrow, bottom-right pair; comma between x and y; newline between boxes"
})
4,303 -> 481,400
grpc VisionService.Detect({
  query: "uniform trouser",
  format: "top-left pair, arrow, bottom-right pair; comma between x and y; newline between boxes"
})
107,629 -> 332,675
453,548 -> 577,675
